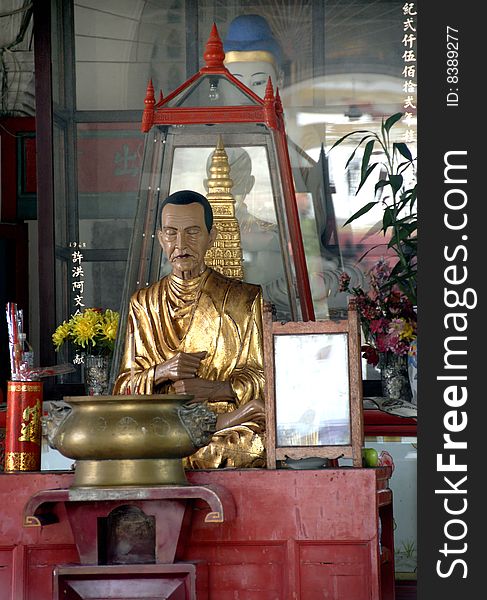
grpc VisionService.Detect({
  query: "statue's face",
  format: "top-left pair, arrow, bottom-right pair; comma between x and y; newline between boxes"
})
158,202 -> 216,280
226,60 -> 278,97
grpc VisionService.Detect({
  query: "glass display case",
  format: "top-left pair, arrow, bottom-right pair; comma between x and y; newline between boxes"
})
109,24 -> 327,384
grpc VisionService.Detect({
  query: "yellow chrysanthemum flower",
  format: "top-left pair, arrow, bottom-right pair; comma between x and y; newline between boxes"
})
399,320 -> 415,341
52,308 -> 120,353
98,309 -> 119,342
71,309 -> 101,348
52,321 -> 72,350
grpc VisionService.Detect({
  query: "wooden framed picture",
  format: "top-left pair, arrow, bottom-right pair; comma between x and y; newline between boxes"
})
264,300 -> 364,468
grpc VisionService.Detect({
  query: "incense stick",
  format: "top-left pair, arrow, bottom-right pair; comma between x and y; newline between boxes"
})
6,302 -> 20,380
129,321 -> 135,395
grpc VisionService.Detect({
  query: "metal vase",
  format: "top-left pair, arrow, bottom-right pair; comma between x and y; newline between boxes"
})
84,354 -> 111,396
380,353 -> 412,404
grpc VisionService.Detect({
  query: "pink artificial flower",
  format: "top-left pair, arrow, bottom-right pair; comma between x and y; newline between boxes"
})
375,333 -> 390,353
389,318 -> 406,333
359,301 -> 380,321
370,318 -> 389,334
368,259 -> 392,296
391,340 -> 410,356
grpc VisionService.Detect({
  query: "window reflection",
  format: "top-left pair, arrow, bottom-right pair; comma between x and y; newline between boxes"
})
66,0 -> 416,331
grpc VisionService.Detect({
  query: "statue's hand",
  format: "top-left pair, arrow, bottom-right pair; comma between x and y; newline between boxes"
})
216,398 -> 266,431
155,351 -> 207,385
172,378 -> 234,403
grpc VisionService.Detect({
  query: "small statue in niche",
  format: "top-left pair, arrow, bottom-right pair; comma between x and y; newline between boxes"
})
113,190 -> 266,469
204,144 -> 290,318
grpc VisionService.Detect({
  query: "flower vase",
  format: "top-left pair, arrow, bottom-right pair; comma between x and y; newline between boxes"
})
84,354 -> 111,396
380,353 -> 412,404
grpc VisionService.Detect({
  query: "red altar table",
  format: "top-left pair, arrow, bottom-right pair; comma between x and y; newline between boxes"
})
0,468 -> 394,600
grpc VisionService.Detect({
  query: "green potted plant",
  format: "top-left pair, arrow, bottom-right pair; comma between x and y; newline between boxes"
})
331,112 -> 417,305
331,113 -> 417,403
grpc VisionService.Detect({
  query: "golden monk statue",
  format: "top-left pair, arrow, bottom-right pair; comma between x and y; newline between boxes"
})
114,190 -> 266,468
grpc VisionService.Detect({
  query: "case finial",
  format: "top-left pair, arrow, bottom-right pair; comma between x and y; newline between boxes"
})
203,23 -> 225,69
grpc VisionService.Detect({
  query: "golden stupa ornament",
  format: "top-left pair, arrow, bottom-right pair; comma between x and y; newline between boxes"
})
205,137 -> 244,279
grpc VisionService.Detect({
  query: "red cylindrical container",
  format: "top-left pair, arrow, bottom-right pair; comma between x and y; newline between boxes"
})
4,380 -> 43,471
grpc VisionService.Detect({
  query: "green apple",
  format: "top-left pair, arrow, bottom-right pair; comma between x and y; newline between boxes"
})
362,447 -> 379,467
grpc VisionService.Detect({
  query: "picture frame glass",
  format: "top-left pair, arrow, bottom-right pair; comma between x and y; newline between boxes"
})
274,332 -> 351,446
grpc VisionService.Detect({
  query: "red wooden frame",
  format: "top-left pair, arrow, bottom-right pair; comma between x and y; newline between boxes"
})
264,300 -> 364,468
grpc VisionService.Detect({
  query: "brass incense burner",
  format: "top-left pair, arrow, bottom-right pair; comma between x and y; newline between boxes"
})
50,395 -> 217,487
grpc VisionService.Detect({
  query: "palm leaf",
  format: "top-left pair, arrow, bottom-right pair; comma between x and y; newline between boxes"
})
345,135 -> 376,169
394,142 -> 413,162
361,140 -> 375,181
343,201 -> 379,226
389,174 -> 403,194
356,163 -> 378,194
330,130 -> 375,151
383,112 -> 403,132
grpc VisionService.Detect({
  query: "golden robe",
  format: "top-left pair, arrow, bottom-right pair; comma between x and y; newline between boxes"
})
113,268 -> 265,468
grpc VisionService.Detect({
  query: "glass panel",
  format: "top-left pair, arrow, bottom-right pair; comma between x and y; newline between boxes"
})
166,144 -> 291,318
58,0 -> 415,381
74,0 -> 187,110
53,125 -> 67,248
52,120 -> 73,353
274,332 -> 350,446
192,1 -> 416,311
77,124 -> 143,206
325,128 -> 416,275
78,220 -> 133,251
74,123 -> 143,323
53,121 -> 144,378
311,0 -> 417,291
152,134 -> 297,320
165,74 -> 259,107
67,1 -> 415,325
77,123 -> 143,252
109,129 -> 164,386
81,261 -> 128,311
365,437 -> 417,577
196,0 -> 313,82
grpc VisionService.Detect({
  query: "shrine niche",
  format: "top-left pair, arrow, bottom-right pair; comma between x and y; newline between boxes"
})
101,505 -> 156,565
